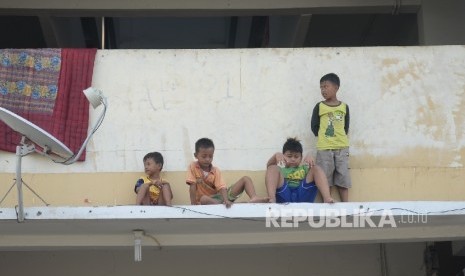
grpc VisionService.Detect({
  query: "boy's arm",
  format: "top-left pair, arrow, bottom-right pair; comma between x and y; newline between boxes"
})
311,103 -> 320,137
266,152 -> 285,167
219,188 -> 232,208
186,163 -> 198,204
189,182 -> 197,205
150,179 -> 169,189
345,104 -> 350,135
302,152 -> 315,167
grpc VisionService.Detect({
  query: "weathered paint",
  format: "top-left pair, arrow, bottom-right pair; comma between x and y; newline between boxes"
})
1,46 -> 464,205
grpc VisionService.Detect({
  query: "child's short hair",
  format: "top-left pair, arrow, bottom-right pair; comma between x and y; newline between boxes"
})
282,137 -> 303,154
320,73 -> 340,87
143,152 -> 164,169
195,137 -> 215,153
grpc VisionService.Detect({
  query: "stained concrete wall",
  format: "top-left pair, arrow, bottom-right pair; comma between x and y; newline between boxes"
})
1,46 -> 465,205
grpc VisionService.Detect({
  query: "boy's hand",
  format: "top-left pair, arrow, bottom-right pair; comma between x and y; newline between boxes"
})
219,188 -> 231,208
150,180 -> 163,189
274,152 -> 287,167
224,200 -> 233,208
303,153 -> 315,167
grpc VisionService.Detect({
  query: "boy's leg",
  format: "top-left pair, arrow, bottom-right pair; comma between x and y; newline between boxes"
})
334,148 -> 351,202
160,183 -> 173,206
229,176 -> 268,203
306,165 -> 334,203
265,165 -> 285,203
136,184 -> 151,205
337,186 -> 349,202
199,195 -> 222,205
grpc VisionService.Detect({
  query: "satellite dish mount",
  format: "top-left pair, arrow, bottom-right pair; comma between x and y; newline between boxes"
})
0,87 -> 107,222
0,136 -> 51,221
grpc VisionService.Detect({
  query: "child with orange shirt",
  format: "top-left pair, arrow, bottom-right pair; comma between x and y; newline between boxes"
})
186,137 -> 268,208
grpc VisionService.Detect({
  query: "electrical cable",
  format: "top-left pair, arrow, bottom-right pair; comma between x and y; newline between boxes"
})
164,204 -> 465,223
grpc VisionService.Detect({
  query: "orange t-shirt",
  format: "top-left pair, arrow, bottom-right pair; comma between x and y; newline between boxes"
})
186,161 -> 226,203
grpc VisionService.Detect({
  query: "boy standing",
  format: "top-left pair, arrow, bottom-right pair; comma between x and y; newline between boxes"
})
311,73 -> 351,202
186,137 -> 268,208
265,137 -> 334,203
135,152 -> 173,206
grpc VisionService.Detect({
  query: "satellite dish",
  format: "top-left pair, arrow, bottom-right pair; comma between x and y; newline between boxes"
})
0,107 -> 73,159
0,87 -> 107,222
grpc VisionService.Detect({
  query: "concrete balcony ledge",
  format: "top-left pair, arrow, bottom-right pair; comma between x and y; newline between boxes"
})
1,201 -> 465,249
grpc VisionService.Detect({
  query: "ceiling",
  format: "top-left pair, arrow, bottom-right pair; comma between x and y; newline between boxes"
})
0,13 -> 418,49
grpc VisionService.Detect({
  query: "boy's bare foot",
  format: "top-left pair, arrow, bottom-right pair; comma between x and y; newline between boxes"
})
323,197 -> 335,203
248,196 -> 270,203
268,198 -> 276,203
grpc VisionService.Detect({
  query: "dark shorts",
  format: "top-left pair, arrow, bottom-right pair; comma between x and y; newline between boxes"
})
276,180 -> 318,203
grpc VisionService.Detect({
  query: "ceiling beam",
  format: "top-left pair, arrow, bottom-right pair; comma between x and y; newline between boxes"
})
0,0 -> 422,16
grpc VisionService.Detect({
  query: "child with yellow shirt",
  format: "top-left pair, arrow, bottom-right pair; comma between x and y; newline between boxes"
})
134,152 -> 173,205
311,73 -> 351,202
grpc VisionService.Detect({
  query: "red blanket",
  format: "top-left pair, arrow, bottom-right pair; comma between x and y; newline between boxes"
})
0,48 -> 97,161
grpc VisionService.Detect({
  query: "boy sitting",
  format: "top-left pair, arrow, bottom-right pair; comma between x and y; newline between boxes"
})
134,152 -> 173,206
186,137 -> 268,208
265,137 -> 334,203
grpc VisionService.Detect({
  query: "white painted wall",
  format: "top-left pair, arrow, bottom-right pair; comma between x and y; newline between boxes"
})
1,46 -> 464,173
